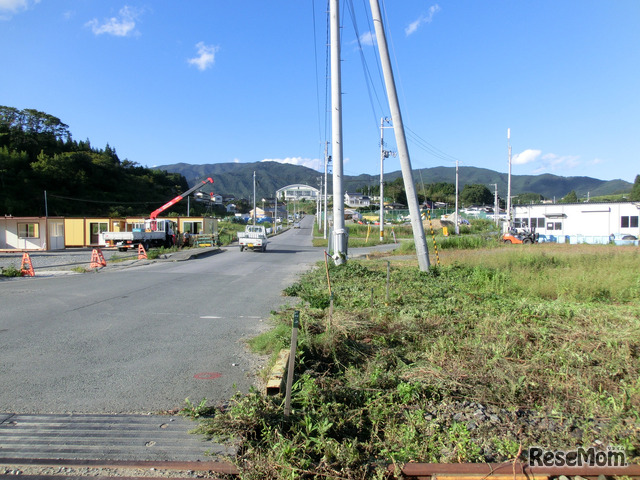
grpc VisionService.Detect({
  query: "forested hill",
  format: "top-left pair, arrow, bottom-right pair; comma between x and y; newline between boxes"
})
157,162 -> 633,201
0,106 -> 189,217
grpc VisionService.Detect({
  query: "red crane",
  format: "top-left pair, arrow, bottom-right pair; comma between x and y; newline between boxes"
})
149,177 -> 214,220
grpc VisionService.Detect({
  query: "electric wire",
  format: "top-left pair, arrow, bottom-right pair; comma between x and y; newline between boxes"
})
47,194 -> 156,205
312,0 -> 323,154
345,0 -> 386,134
328,2 -> 464,174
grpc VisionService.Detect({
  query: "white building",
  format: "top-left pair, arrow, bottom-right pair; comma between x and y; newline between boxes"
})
276,184 -> 319,202
0,216 -> 65,251
512,202 -> 639,244
194,192 -> 223,204
344,192 -> 370,208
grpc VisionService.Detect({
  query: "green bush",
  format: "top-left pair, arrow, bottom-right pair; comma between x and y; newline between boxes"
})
1,265 -> 22,277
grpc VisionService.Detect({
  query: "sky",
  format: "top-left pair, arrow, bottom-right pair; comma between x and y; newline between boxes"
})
1,0 -> 639,184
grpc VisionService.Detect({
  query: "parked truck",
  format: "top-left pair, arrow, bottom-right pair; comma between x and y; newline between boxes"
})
238,225 -> 269,252
104,219 -> 177,251
103,177 -> 214,252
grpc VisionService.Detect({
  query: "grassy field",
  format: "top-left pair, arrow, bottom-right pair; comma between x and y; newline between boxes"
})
193,242 -> 640,479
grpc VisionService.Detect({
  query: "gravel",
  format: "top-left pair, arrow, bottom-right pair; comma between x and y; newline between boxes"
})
0,248 -> 124,273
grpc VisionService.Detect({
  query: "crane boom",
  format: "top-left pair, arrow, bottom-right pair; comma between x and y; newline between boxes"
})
149,177 -> 214,219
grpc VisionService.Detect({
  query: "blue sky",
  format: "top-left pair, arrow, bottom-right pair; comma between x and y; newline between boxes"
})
2,1 -> 638,183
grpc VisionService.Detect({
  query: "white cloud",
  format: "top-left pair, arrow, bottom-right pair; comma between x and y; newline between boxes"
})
405,4 -> 441,36
359,31 -> 376,47
512,149 -> 541,165
233,158 -> 241,164
0,0 -> 38,19
188,42 -> 219,71
518,150 -> 582,174
85,6 -> 142,37
0,0 -> 26,11
262,157 -> 323,171
541,153 -> 581,170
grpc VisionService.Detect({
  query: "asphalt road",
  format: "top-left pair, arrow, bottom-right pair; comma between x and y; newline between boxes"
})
0,215 -> 323,414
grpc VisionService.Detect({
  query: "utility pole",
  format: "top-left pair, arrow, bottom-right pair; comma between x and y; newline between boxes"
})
323,142 -> 330,240
492,183 -> 499,226
507,128 -> 512,228
370,0 -> 430,270
379,117 -> 395,242
253,171 -> 256,226
317,176 -> 322,228
274,193 -> 278,231
455,160 -> 460,235
330,0 -> 346,264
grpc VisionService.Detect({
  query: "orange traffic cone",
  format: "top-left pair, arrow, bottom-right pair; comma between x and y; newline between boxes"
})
138,243 -> 147,259
20,252 -> 35,277
90,248 -> 107,268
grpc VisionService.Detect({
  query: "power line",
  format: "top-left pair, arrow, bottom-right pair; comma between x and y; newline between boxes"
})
48,194 -> 155,205
346,0 -> 386,135
405,125 -> 462,164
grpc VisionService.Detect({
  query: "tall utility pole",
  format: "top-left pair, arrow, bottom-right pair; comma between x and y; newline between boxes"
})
253,171 -> 256,226
379,118 -> 395,242
507,128 -> 512,228
330,0 -> 346,264
323,142 -> 329,239
317,176 -> 322,228
369,0 -> 430,271
454,160 -> 460,235
492,183 -> 499,226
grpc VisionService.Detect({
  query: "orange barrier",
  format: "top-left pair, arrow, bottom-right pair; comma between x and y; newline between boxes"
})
138,243 -> 147,259
20,252 -> 35,276
90,248 -> 107,269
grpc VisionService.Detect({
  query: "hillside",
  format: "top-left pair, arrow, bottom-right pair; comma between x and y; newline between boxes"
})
0,106 -> 189,217
155,162 -> 633,201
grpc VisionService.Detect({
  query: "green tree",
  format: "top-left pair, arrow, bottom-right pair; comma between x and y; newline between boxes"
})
560,190 -> 578,203
460,184 -> 493,206
423,182 -> 455,204
630,175 -> 640,201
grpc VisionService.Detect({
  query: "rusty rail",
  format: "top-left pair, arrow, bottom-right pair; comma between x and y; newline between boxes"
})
2,458 -> 639,479
0,458 -> 238,475
397,462 -> 640,480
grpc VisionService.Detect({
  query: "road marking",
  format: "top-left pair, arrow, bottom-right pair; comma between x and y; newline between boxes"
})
200,316 -> 221,319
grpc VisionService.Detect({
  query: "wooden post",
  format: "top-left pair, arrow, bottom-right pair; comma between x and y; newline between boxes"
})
284,310 -> 300,417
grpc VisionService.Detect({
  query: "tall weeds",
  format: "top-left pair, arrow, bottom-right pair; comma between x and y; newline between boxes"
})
197,245 -> 640,478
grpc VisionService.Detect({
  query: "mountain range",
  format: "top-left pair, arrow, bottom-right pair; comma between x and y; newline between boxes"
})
154,161 -> 633,201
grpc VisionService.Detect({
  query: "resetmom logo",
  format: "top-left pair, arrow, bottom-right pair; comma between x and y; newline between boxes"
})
529,447 -> 627,467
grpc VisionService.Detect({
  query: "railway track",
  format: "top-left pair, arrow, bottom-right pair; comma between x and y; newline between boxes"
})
2,458 -> 638,479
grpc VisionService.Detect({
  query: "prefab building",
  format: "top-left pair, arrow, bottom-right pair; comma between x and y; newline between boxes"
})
512,202 -> 640,244
0,216 -> 65,251
177,216 -> 217,235
64,218 -> 126,247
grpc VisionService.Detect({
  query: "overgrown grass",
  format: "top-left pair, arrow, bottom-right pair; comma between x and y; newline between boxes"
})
0,264 -> 21,277
196,245 -> 640,478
